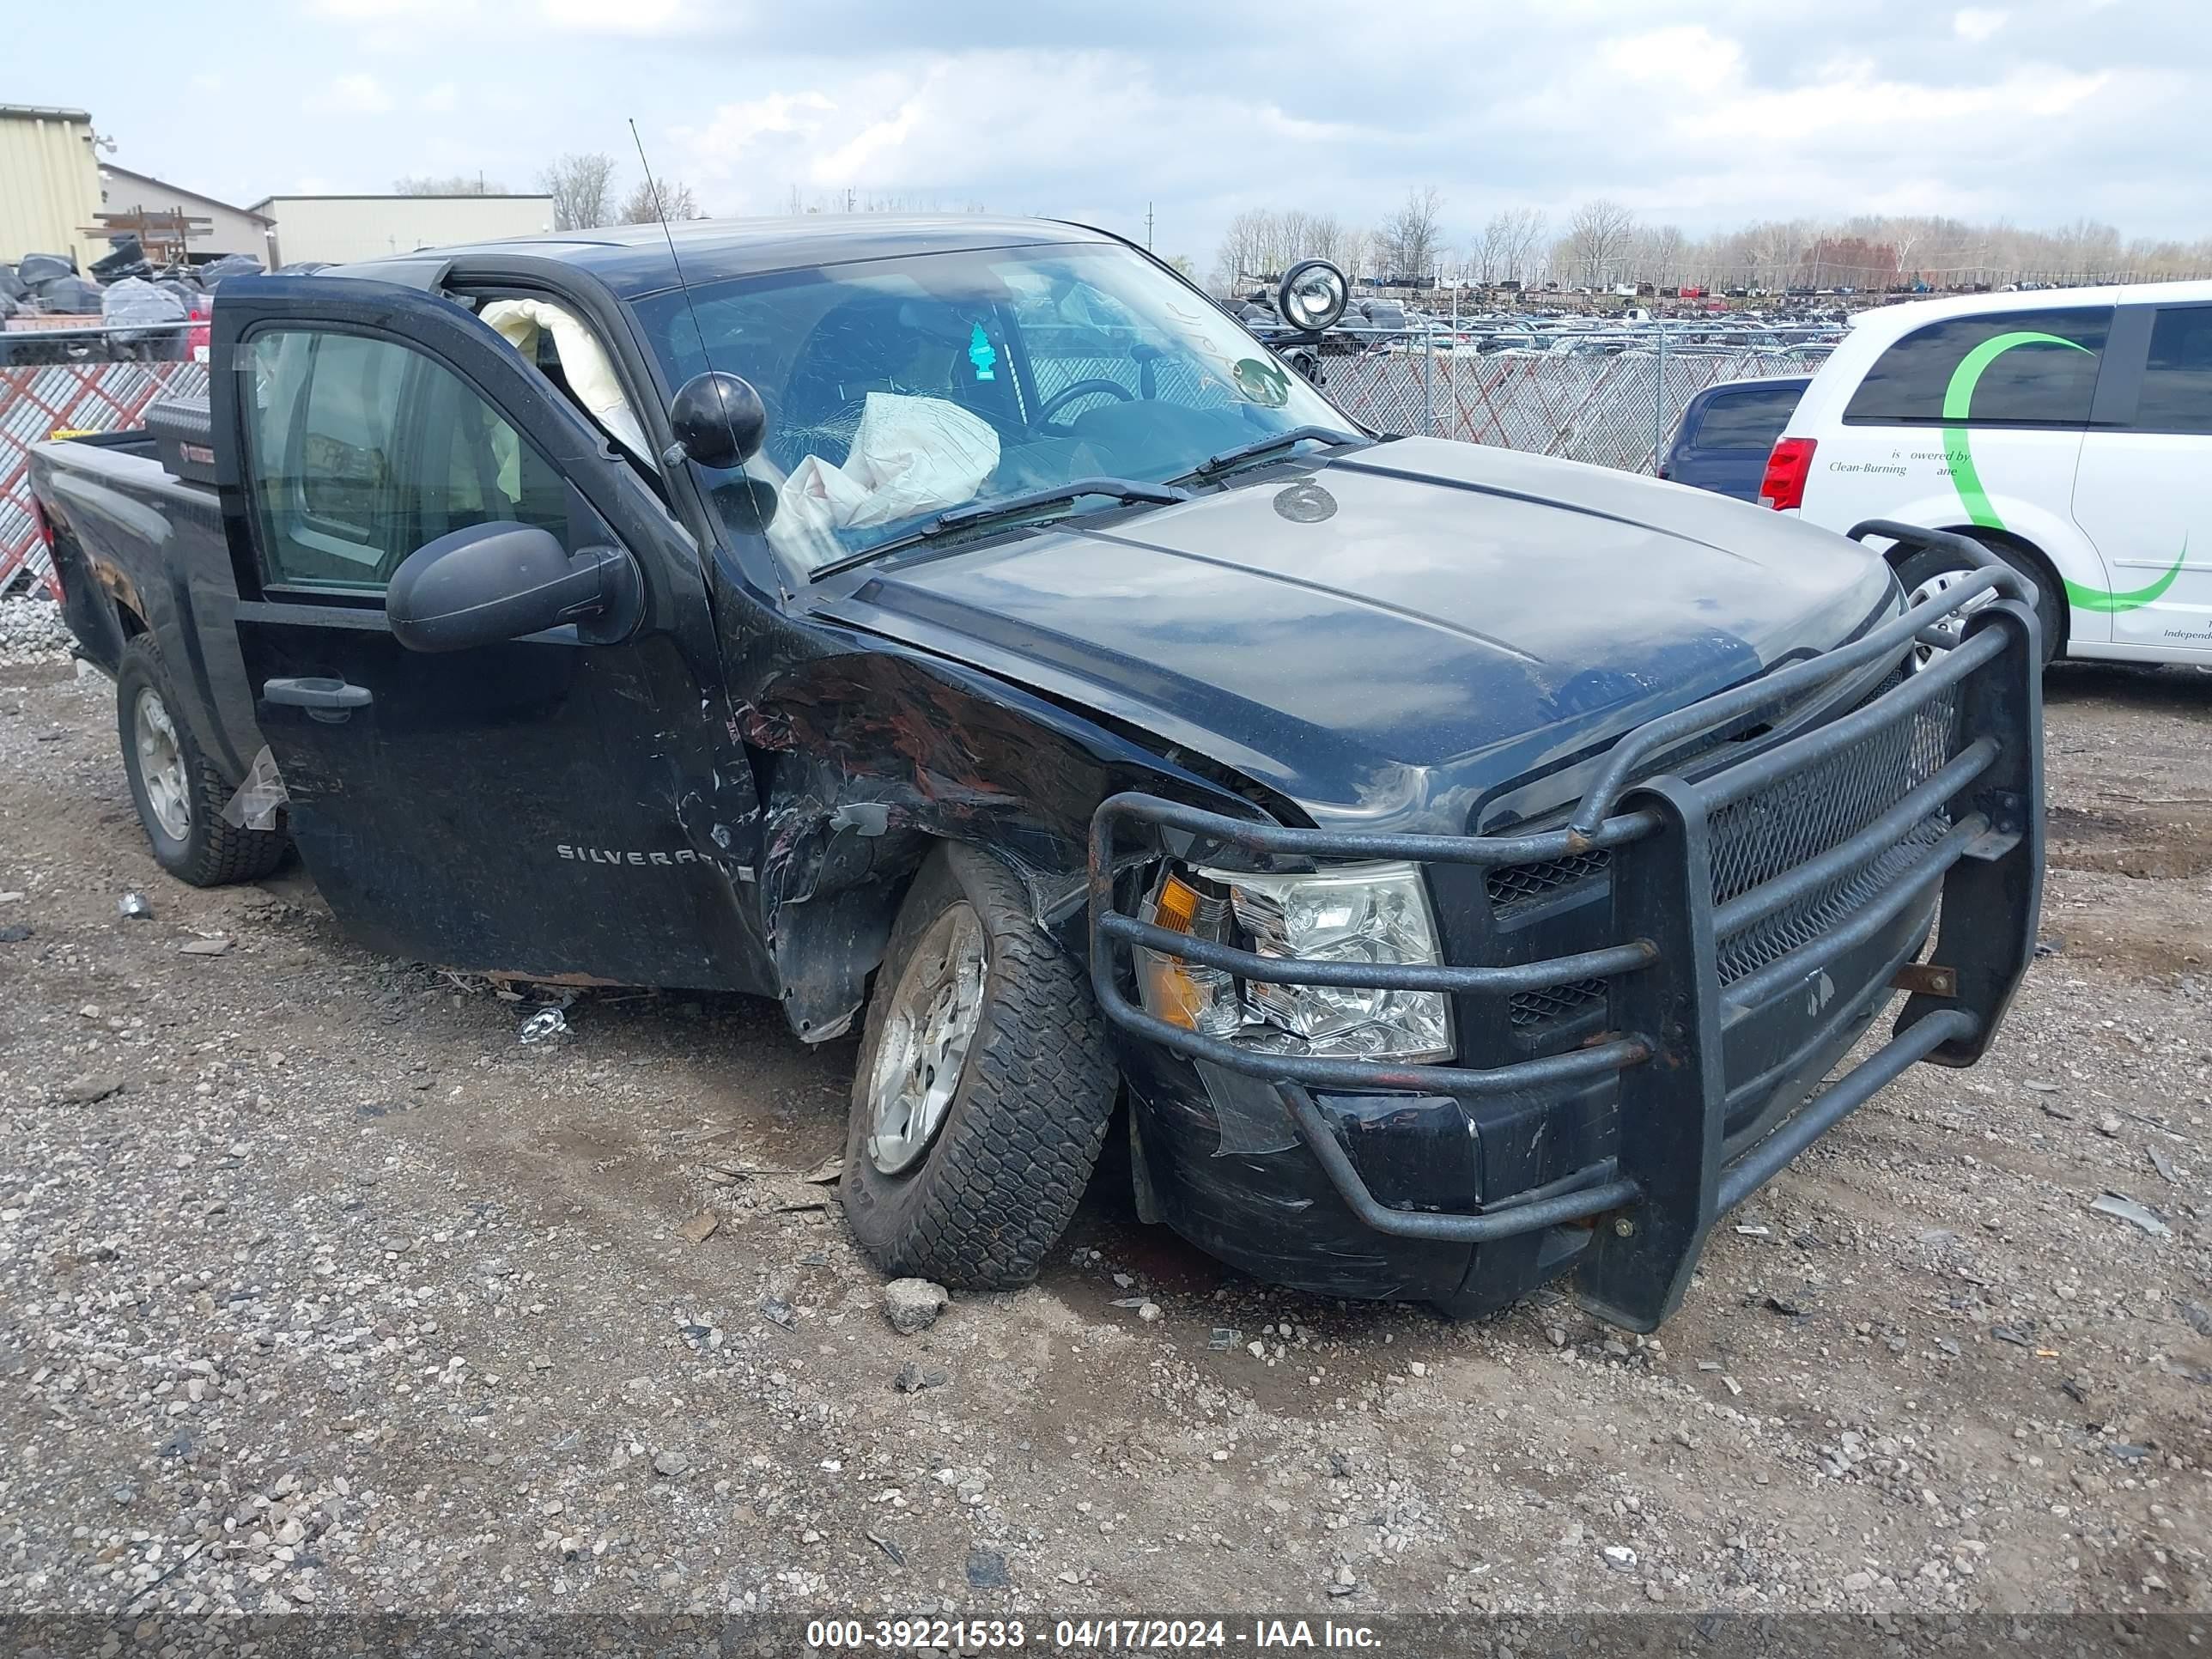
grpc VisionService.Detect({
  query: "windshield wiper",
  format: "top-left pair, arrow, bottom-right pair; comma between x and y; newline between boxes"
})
1173,425 -> 1369,485
808,477 -> 1192,583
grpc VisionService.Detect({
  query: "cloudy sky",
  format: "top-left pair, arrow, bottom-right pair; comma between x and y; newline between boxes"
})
16,0 -> 2205,263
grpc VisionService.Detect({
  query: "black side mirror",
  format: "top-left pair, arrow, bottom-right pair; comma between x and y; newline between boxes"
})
386,522 -> 642,653
668,370 -> 766,470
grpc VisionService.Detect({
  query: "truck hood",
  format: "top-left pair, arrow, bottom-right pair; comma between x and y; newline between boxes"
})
817,437 -> 1898,833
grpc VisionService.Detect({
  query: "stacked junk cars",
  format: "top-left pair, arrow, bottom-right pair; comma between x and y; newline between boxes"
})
1,240 -> 331,594
0,239 -> 319,368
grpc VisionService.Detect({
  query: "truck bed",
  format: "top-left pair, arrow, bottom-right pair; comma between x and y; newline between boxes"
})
27,408 -> 263,787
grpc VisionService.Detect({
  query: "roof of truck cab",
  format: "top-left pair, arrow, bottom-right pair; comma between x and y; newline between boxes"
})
334,215 -> 1114,301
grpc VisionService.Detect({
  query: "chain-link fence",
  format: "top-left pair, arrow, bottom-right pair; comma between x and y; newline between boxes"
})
1,359 -> 210,595
5,321 -> 1844,596
1315,324 -> 1841,472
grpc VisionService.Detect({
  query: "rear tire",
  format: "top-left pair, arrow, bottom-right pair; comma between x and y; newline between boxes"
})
841,843 -> 1120,1290
116,636 -> 289,887
1894,538 -> 2063,668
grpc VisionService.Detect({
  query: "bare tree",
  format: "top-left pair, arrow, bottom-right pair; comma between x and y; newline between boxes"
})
2050,216 -> 2121,281
1213,208 -> 1276,293
1320,221 -> 1369,281
618,178 -> 701,224
1562,198 -> 1637,288
1213,208 -> 1379,295
1634,223 -> 1688,288
1475,207 -> 1547,285
1534,206 -> 2212,295
538,153 -> 619,233
1340,228 -> 1373,283
1474,214 -> 1510,285
394,173 -> 508,195
1504,209 -> 1547,284
1743,219 -> 1805,289
1376,185 -> 1446,284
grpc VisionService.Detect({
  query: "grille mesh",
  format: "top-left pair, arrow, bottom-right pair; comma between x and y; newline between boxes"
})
1708,685 -> 1960,984
1489,667 -> 1959,1028
1508,977 -> 1607,1029
1486,848 -> 1613,908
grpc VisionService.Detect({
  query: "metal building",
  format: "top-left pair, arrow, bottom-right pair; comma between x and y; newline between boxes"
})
249,194 -> 557,267
0,105 -> 104,268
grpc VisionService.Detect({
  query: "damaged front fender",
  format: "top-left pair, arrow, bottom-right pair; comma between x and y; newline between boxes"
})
726,612 -> 1265,1043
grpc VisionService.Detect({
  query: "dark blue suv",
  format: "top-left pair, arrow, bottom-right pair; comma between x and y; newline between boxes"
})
1659,375 -> 1810,501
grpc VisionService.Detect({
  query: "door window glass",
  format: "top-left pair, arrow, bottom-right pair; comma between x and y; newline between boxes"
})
245,330 -> 568,592
2129,307 -> 2212,435
1843,307 -> 2110,428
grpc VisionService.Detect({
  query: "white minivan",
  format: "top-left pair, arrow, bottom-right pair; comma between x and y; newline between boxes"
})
1763,281 -> 2212,668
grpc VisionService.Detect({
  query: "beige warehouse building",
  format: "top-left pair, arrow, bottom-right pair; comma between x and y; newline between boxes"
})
0,104 -> 104,267
250,194 -> 557,267
99,166 -> 275,261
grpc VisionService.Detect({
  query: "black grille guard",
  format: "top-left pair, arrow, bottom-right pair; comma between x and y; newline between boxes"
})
1085,523 -> 2045,1329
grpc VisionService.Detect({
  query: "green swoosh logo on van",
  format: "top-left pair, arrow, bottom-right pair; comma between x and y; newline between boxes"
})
1942,331 -> 2186,613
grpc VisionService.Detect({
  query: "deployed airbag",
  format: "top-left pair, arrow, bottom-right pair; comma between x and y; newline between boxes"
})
480,298 -> 653,465
771,392 -> 999,569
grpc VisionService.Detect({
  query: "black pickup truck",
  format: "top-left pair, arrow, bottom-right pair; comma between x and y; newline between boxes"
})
28,217 -> 2045,1329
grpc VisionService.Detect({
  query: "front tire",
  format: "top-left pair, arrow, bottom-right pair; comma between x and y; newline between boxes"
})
1895,540 -> 2063,669
841,843 -> 1120,1290
116,637 -> 289,887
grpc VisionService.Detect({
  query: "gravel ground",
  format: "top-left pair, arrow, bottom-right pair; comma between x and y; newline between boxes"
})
0,648 -> 2206,1624
0,595 -> 73,669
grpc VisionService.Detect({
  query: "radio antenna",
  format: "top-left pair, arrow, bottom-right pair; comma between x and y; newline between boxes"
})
629,117 -> 723,467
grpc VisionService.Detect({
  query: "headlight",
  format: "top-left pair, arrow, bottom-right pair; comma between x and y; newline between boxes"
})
1277,258 -> 1348,333
1133,861 -> 1453,1063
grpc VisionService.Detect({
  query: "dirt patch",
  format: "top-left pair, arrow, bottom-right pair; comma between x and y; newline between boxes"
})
0,659 -> 2206,1623
2048,800 -> 2212,881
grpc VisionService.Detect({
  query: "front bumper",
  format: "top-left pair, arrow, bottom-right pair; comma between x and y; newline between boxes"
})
1086,525 -> 2044,1330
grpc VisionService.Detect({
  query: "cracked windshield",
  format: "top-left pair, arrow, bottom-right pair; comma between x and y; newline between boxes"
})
633,240 -> 1352,572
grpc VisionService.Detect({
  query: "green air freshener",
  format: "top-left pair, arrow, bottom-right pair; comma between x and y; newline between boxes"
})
1232,356 -> 1291,407
969,324 -> 998,381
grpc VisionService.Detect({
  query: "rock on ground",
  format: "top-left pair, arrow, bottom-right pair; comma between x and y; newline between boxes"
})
884,1277 -> 951,1334
0,595 -> 72,668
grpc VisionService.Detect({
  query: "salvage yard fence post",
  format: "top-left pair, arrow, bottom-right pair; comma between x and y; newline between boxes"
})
1422,329 -> 1436,436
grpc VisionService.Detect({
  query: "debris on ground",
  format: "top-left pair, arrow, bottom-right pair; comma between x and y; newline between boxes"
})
965,1549 -> 1011,1589
55,1073 -> 125,1104
517,1006 -> 568,1044
884,1277 -> 950,1334
2087,1192 -> 2171,1237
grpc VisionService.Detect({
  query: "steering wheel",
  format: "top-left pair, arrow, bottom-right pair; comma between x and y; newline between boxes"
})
1038,377 -> 1135,428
